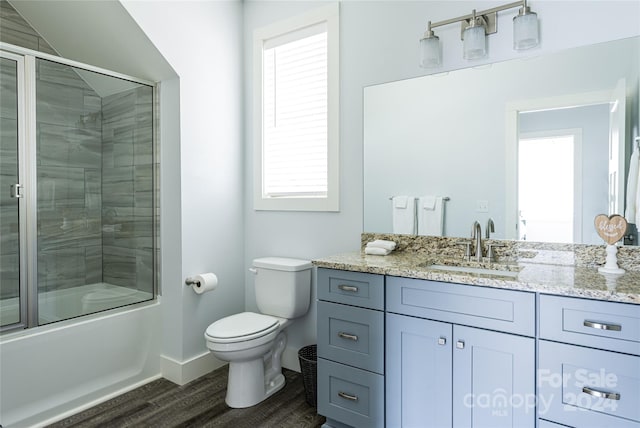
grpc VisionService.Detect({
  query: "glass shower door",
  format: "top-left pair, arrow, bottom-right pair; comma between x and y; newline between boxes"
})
0,52 -> 26,330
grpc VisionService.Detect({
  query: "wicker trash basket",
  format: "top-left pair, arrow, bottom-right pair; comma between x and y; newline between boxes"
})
298,344 -> 318,407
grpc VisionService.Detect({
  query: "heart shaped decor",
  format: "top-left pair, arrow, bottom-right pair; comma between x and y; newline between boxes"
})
594,214 -> 628,245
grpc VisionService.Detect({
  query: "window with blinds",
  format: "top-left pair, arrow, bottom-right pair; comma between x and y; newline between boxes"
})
253,4 -> 339,211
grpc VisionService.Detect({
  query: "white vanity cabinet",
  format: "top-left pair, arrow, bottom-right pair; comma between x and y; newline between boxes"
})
317,268 -> 385,428
385,276 -> 536,428
537,294 -> 640,428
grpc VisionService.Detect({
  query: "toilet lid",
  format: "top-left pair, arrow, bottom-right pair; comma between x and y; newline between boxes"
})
205,312 -> 279,343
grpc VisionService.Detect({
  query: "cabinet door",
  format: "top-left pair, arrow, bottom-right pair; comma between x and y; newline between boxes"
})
453,325 -> 535,428
386,313 -> 452,428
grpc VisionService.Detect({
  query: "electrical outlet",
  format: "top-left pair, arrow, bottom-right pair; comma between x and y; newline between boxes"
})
476,200 -> 489,213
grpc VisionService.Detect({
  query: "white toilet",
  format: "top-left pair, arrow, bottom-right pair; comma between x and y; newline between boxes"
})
204,257 -> 312,408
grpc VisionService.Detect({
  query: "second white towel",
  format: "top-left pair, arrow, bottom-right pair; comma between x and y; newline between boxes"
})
365,247 -> 392,256
418,196 -> 444,236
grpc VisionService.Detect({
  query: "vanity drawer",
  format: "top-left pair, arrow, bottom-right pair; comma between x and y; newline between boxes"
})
317,358 -> 384,428
318,301 -> 384,374
539,294 -> 640,356
318,268 -> 384,310
539,340 -> 640,428
386,276 -> 535,336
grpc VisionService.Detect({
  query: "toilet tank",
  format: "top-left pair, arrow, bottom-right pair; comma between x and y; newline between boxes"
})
253,257 -> 312,319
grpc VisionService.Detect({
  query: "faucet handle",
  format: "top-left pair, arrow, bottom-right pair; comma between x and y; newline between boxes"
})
456,241 -> 472,261
486,243 -> 505,263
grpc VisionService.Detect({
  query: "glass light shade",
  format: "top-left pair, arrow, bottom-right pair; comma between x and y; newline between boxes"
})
420,35 -> 441,68
513,11 -> 539,50
463,25 -> 486,60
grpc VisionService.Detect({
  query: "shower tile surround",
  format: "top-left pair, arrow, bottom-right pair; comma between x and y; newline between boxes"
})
35,65 -> 154,292
312,233 -> 640,304
36,59 -> 105,291
1,0 -> 57,298
101,87 -> 154,289
0,0 -> 156,298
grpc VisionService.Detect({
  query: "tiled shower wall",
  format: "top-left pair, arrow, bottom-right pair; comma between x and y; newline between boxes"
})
0,0 -> 57,55
1,0 -> 156,295
0,57 -> 19,298
101,87 -> 154,289
36,59 -> 104,292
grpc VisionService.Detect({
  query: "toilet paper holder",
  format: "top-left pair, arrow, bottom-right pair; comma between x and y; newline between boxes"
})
185,277 -> 200,287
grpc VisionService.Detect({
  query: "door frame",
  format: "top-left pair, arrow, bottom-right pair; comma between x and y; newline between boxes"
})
504,89 -> 618,240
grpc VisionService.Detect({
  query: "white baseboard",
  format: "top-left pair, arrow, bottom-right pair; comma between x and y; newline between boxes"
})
161,352 -> 225,385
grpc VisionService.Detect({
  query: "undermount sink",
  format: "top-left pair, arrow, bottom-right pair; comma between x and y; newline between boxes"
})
425,264 -> 520,278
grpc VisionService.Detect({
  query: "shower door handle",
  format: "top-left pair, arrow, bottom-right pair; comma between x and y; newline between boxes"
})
10,184 -> 23,199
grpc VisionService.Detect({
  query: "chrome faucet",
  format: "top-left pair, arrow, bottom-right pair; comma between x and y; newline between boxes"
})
471,221 -> 483,262
486,217 -> 495,239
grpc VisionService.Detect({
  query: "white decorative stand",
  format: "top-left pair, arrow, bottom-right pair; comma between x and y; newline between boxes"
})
598,244 -> 625,275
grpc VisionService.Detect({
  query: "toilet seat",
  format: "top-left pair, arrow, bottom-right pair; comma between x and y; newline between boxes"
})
205,312 -> 280,344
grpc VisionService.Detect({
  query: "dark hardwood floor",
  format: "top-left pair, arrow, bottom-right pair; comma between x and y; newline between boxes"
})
47,366 -> 325,428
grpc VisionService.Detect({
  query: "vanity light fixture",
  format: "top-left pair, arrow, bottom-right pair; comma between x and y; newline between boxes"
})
463,10 -> 487,60
419,21 -> 441,67
513,1 -> 539,50
419,0 -> 540,68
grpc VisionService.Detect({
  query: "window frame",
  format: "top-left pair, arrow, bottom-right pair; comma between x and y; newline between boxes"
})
253,3 -> 339,212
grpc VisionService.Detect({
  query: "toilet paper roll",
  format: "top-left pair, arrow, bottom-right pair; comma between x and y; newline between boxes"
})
191,273 -> 218,294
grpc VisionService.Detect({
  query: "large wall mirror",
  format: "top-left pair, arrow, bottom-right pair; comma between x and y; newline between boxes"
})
364,36 -> 639,245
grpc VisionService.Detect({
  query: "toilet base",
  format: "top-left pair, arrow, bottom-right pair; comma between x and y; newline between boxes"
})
224,331 -> 287,408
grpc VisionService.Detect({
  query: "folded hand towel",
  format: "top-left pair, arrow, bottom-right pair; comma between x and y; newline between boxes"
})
392,196 -> 415,234
393,196 -> 408,208
418,196 -> 444,236
366,239 -> 397,251
421,195 -> 437,210
365,247 -> 392,256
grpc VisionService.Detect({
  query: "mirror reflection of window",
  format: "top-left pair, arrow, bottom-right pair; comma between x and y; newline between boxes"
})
518,134 -> 577,243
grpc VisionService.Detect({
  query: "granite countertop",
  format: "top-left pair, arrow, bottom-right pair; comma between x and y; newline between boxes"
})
313,250 -> 640,305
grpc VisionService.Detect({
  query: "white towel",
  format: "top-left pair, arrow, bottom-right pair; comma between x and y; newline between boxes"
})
418,196 -> 444,236
364,246 -> 391,256
393,195 -> 408,208
392,196 -> 415,234
625,141 -> 639,224
420,195 -> 437,210
366,239 -> 397,251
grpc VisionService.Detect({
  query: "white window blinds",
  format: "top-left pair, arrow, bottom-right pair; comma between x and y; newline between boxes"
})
262,23 -> 328,197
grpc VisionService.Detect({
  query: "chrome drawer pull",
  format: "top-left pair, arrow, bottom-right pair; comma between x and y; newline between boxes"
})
582,386 -> 620,401
338,391 -> 359,401
338,332 -> 359,341
338,284 -> 359,293
583,320 -> 622,331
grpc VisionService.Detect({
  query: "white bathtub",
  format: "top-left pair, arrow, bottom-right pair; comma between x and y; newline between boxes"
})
1,283 -> 154,326
0,284 -> 161,428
